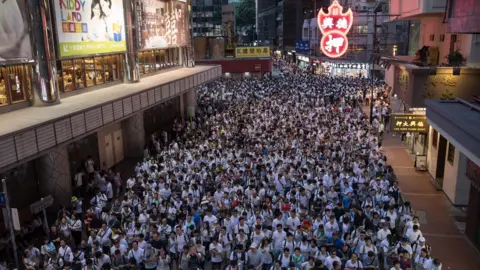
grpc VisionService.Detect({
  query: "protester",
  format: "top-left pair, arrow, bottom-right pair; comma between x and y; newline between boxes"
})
17,63 -> 442,270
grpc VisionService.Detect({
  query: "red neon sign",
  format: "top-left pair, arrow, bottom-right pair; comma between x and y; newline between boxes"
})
317,0 -> 354,58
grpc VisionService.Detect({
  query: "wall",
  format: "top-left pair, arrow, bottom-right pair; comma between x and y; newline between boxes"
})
196,59 -> 273,73
456,152 -> 471,205
443,142 -> 460,204
384,65 -> 396,88
415,68 -> 480,107
388,0 -> 446,20
427,126 -> 439,179
442,142 -> 471,206
448,0 -> 480,34
97,122 -> 123,171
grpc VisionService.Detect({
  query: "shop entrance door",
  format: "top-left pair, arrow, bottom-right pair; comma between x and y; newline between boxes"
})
104,134 -> 114,169
113,129 -> 124,164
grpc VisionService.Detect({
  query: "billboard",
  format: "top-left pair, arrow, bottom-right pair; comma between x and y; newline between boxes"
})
0,0 -> 32,61
136,0 -> 188,50
235,46 -> 270,58
295,40 -> 310,53
391,114 -> 428,133
53,0 -> 127,57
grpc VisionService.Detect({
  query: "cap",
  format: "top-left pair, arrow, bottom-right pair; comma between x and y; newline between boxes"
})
71,196 -> 78,202
419,237 -> 426,243
250,243 -> 257,249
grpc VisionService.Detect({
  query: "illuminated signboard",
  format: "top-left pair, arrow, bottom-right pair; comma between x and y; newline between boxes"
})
391,114 -> 429,133
317,0 -> 353,58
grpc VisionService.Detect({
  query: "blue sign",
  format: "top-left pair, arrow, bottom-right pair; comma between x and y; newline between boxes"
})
0,192 -> 5,206
295,40 -> 310,53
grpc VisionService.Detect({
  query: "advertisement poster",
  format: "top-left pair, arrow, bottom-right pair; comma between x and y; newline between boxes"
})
53,0 -> 127,57
137,0 -> 188,50
235,46 -> 270,58
0,0 -> 32,61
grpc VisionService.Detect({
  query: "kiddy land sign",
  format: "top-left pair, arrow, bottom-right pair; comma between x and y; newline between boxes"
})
317,0 -> 353,58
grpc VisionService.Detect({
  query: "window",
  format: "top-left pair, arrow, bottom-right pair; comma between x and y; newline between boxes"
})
7,65 -> 26,102
0,67 -> 7,106
0,65 -> 31,106
353,25 -> 368,34
447,142 -> 455,165
94,57 -> 105,84
84,58 -> 95,87
62,60 -> 75,92
303,27 -> 309,38
74,59 -> 86,89
432,129 -> 438,148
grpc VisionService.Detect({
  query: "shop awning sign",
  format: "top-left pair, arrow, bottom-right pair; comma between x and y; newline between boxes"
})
391,114 -> 428,133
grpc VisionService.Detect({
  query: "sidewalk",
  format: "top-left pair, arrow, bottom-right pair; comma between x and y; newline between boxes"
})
382,132 -> 480,269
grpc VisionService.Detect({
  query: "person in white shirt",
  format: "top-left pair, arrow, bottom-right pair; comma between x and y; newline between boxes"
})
323,249 -> 341,270
57,240 -> 72,267
128,241 -> 145,266
345,253 -> 364,269
203,211 -> 218,226
405,225 -> 423,244
414,248 -> 432,270
209,238 -> 223,269
272,224 -> 287,258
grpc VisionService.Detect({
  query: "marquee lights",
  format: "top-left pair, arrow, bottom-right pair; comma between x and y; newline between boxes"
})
317,0 -> 353,58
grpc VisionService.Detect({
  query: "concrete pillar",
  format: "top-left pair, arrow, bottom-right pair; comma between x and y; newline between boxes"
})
184,89 -> 197,119
123,0 -> 140,83
35,146 -> 72,207
27,0 -> 61,106
123,112 -> 145,158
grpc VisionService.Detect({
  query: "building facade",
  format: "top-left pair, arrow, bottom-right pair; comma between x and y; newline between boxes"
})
0,0 -> 221,222
192,0 -> 230,37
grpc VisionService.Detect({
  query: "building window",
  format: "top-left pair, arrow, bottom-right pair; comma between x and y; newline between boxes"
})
447,142 -> 455,165
58,54 -> 123,93
432,129 -> 438,148
138,48 -> 182,74
392,45 -> 398,56
0,64 -> 31,106
353,25 -> 368,34
303,27 -> 308,38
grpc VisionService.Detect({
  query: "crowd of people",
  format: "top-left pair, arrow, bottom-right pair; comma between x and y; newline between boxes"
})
19,63 -> 442,270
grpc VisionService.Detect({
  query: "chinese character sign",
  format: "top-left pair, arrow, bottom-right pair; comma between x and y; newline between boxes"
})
317,0 -> 353,58
391,114 -> 428,133
235,46 -> 270,58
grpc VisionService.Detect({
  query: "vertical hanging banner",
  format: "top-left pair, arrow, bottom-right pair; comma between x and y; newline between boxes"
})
317,0 -> 353,58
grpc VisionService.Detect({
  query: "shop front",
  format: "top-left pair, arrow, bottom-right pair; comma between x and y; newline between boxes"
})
391,112 -> 429,169
296,55 -> 310,69
0,0 -> 35,112
321,61 -> 370,78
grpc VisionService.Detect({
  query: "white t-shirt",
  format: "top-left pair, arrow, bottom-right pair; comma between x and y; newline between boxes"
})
209,243 -> 223,263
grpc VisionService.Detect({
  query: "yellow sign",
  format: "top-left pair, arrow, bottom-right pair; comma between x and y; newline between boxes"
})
391,114 -> 428,133
235,46 -> 270,58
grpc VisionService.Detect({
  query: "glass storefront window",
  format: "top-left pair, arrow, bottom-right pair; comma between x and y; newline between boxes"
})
84,58 -> 95,87
74,59 -> 86,89
62,60 -> 75,92
7,65 -> 26,102
112,55 -> 120,81
144,51 -> 154,74
138,52 -> 145,74
25,66 -> 32,99
94,57 -> 104,85
0,67 -> 7,106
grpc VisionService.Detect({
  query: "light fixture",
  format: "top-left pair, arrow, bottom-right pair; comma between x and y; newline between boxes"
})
453,67 -> 461,76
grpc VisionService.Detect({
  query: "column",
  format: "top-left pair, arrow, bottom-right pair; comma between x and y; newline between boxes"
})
35,146 -> 72,207
122,112 -> 145,158
27,0 -> 61,106
123,0 -> 140,83
184,89 -> 197,119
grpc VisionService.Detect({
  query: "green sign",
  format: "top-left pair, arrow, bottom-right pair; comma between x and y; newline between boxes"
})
59,41 -> 127,57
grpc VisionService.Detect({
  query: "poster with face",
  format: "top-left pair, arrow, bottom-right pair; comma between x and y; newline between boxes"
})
53,0 -> 127,57
137,0 -> 188,50
0,0 -> 32,61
